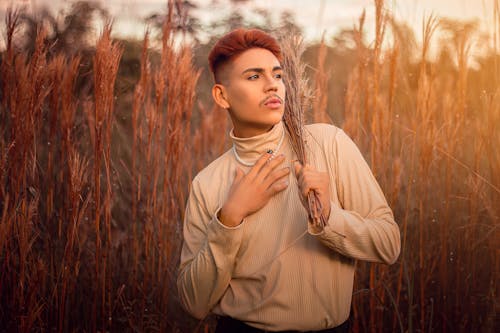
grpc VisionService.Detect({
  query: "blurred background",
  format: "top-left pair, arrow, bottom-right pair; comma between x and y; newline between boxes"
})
0,0 -> 498,332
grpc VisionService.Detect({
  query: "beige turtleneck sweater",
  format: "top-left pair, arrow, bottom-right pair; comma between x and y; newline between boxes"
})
177,121 -> 400,331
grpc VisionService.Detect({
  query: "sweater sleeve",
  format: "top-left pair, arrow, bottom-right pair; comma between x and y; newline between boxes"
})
177,177 -> 244,319
312,129 -> 401,264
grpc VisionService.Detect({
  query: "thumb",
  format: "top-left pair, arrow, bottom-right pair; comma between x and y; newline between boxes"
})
293,160 -> 302,176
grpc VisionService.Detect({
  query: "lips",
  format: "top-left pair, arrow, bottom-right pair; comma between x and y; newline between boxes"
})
263,96 -> 283,109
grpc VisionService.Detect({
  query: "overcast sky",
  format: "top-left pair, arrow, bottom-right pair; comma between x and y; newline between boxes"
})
0,0 -> 497,46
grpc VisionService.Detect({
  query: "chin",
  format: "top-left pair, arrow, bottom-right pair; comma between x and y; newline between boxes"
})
268,110 -> 284,124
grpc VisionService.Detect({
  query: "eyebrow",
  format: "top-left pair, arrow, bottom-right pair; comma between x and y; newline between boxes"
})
241,66 -> 283,75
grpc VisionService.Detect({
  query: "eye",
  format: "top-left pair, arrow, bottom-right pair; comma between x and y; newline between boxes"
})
275,73 -> 283,79
248,74 -> 259,80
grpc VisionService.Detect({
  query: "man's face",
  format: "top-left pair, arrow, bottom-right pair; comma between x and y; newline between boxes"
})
213,47 -> 286,137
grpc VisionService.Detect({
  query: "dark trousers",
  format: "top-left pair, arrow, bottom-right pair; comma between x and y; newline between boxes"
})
215,316 -> 350,333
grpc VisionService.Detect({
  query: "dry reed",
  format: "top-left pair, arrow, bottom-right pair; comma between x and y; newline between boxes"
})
279,33 -> 329,230
90,23 -> 122,332
312,35 -> 331,124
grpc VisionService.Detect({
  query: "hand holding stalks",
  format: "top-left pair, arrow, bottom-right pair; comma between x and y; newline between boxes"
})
294,161 -> 330,230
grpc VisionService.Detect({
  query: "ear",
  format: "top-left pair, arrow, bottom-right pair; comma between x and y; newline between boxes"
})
212,84 -> 230,109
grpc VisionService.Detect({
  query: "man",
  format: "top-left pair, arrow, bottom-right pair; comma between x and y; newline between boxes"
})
177,28 -> 400,333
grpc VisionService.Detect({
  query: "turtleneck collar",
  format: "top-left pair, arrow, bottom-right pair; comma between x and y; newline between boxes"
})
230,121 -> 285,164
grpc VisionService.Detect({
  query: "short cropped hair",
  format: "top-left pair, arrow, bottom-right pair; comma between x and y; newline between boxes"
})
208,28 -> 282,83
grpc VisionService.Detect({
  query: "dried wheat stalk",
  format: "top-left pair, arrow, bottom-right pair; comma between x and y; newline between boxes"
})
279,34 -> 327,230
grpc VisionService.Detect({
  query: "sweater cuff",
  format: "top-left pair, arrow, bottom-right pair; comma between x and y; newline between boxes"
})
206,206 -> 245,271
214,206 -> 245,230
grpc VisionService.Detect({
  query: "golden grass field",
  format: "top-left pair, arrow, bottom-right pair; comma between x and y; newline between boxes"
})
0,0 -> 498,332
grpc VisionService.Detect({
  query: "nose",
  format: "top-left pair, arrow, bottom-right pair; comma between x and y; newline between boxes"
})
264,74 -> 278,92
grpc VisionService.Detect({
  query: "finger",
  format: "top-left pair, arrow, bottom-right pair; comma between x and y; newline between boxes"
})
264,166 -> 290,188
293,161 -> 303,177
305,173 -> 329,189
301,174 -> 324,188
299,167 -> 317,179
303,180 -> 327,198
298,163 -> 313,174
299,170 -> 325,188
266,178 -> 289,196
248,151 -> 274,179
295,162 -> 320,174
302,186 -> 312,200
301,181 -> 314,199
296,173 -> 307,202
294,162 -> 306,190
257,154 -> 286,182
297,170 -> 305,187
298,168 -> 310,190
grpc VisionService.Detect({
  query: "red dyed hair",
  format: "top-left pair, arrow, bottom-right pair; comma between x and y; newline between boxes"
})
208,28 -> 282,82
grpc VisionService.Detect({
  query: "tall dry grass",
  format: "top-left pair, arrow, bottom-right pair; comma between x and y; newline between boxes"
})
340,1 -> 499,332
0,1 -> 201,331
0,0 -> 498,332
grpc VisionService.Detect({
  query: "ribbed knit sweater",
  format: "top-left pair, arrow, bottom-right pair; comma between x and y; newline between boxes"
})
177,121 -> 401,331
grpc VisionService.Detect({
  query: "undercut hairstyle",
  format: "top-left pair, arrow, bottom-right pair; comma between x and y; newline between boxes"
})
208,28 -> 282,83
